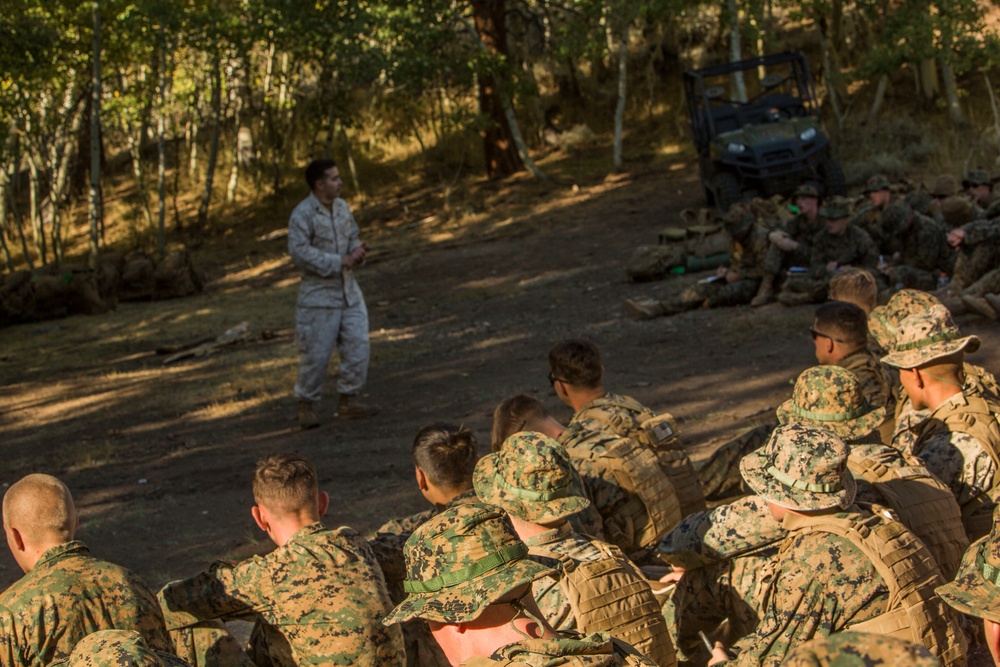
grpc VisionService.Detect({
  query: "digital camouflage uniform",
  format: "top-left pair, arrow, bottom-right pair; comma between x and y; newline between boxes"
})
289,192 -> 370,404
760,210 -> 823,278
850,201 -> 908,256
473,433 -> 676,666
51,629 -> 191,667
570,393 -> 705,518
383,503 -> 656,667
0,541 -> 171,667
951,217 -> 1000,288
724,423 -> 965,667
936,506 -> 1000,627
693,423 -> 773,500
881,211 -> 951,292
159,522 -> 404,667
835,348 -> 893,416
780,631 -> 939,667
881,305 -> 1000,541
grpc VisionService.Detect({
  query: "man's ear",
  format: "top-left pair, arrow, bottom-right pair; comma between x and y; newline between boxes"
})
415,467 -> 430,492
317,491 -> 329,517
913,368 -> 926,389
8,526 -> 25,553
251,505 -> 269,533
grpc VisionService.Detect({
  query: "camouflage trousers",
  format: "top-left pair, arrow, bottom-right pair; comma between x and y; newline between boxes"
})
761,243 -> 810,279
664,278 -> 761,314
170,622 -> 255,667
294,302 -> 370,403
884,265 -> 937,292
695,423 -> 774,500
962,267 -> 1000,297
952,243 -> 1000,289
664,549 -> 776,662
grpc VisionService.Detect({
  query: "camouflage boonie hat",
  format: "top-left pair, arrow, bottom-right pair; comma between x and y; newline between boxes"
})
58,630 -> 188,667
777,366 -> 886,442
793,184 -> 820,200
383,502 -> 555,625
930,174 -> 959,198
936,507 -> 1000,624
868,289 -> 943,351
783,631 -> 939,667
881,304 -> 981,369
473,432 -> 590,524
863,175 -> 891,194
740,422 -> 856,511
963,168 -> 995,188
941,195 -> 975,227
819,196 -> 851,220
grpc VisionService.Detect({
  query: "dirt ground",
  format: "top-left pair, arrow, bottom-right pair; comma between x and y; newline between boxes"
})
1,160 -> 998,659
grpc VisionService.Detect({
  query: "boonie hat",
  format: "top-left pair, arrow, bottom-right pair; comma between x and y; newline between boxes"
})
881,304 -> 980,369
740,422 -> 856,511
963,168 -> 995,188
793,184 -> 820,200
931,174 -> 959,198
57,630 -> 188,667
777,366 -> 886,442
473,432 -> 591,524
819,196 -> 851,220
868,289 -> 943,351
936,507 -> 1000,624
783,631 -> 939,667
383,502 -> 555,625
863,175 -> 891,194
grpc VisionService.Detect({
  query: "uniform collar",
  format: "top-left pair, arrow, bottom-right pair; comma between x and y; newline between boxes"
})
35,540 -> 89,568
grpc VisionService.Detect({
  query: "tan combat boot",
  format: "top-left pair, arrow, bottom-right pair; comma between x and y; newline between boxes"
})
750,274 -> 775,307
624,297 -> 666,320
297,399 -> 320,430
336,394 -> 380,420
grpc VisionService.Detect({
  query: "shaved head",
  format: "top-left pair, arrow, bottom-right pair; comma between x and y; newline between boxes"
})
3,474 -> 77,545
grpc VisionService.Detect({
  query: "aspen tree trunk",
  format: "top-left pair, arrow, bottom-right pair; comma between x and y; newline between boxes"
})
728,0 -> 747,102
613,19 -> 628,172
196,50 -> 222,229
89,0 -> 102,268
156,25 -> 169,253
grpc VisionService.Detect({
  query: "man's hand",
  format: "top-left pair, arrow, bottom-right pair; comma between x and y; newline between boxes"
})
724,269 -> 740,283
826,260 -> 839,272
768,230 -> 798,252
948,228 -> 966,248
708,643 -> 731,665
343,245 -> 366,269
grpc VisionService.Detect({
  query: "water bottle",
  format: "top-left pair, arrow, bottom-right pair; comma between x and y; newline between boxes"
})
937,273 -> 950,290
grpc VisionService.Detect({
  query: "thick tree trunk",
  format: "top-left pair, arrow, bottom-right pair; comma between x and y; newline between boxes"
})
471,0 -> 523,179
867,74 -> 888,125
728,0 -> 747,102
89,0 -> 102,268
27,156 -> 45,265
196,51 -> 222,229
940,56 -> 965,128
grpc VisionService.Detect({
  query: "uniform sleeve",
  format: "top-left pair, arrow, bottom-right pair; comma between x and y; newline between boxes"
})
288,207 -> 342,277
855,230 -> 879,269
159,560 -> 269,625
917,431 -> 997,508
963,219 -> 1000,247
340,200 -> 363,254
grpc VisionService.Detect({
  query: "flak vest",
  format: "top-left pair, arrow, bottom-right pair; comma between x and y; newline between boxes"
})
529,541 -> 678,667
784,513 -> 967,667
461,638 -> 654,667
916,393 -> 1000,541
560,428 -> 682,558
576,396 -> 706,516
847,452 -> 969,580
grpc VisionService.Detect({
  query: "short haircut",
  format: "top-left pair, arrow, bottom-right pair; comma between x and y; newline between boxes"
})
917,351 -> 965,373
411,423 -> 479,490
829,268 -> 878,314
491,395 -> 549,452
815,301 -> 869,348
304,158 -> 337,190
253,453 -> 318,515
2,474 -> 76,544
548,339 -> 603,389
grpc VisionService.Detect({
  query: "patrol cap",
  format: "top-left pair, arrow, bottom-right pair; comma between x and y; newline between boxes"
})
740,422 -> 856,511
793,184 -> 820,200
962,168 -> 995,188
783,631 -> 939,667
867,289 -> 942,351
881,304 -> 980,369
940,195 -> 975,227
777,366 -> 886,442
930,174 -> 959,198
819,196 -> 851,220
383,502 -> 555,625
936,507 -> 1000,624
56,630 -> 189,667
862,175 -> 891,194
473,431 -> 590,524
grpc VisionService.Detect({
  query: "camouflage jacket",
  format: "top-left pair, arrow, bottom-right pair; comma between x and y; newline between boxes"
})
724,510 -> 890,667
657,495 -> 784,569
781,212 -> 823,248
0,541 -> 171,667
462,633 -> 657,666
159,522 -> 405,667
288,193 -> 364,308
851,201 -> 906,254
808,225 -> 879,279
571,393 -> 655,445
961,217 -> 1000,247
728,224 -> 772,281
890,213 -> 951,272
836,348 -> 893,413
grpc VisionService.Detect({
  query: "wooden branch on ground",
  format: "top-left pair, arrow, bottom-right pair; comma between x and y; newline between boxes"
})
162,321 -> 251,365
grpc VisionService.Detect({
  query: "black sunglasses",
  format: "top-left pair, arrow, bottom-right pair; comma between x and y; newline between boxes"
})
547,371 -> 569,386
809,327 -> 844,344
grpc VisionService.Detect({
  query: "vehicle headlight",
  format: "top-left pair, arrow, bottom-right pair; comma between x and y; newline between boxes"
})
800,127 -> 817,141
727,142 -> 747,154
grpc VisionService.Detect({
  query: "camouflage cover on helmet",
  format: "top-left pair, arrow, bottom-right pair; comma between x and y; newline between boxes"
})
936,507 -> 1000,624
782,631 -> 938,667
57,630 -> 190,667
793,183 -> 820,200
474,432 -> 591,524
863,175 -> 891,194
963,168 -> 995,188
819,196 -> 851,219
740,423 -> 856,511
384,503 -> 556,625
881,304 -> 981,369
776,366 -> 886,441
930,174 -> 958,198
